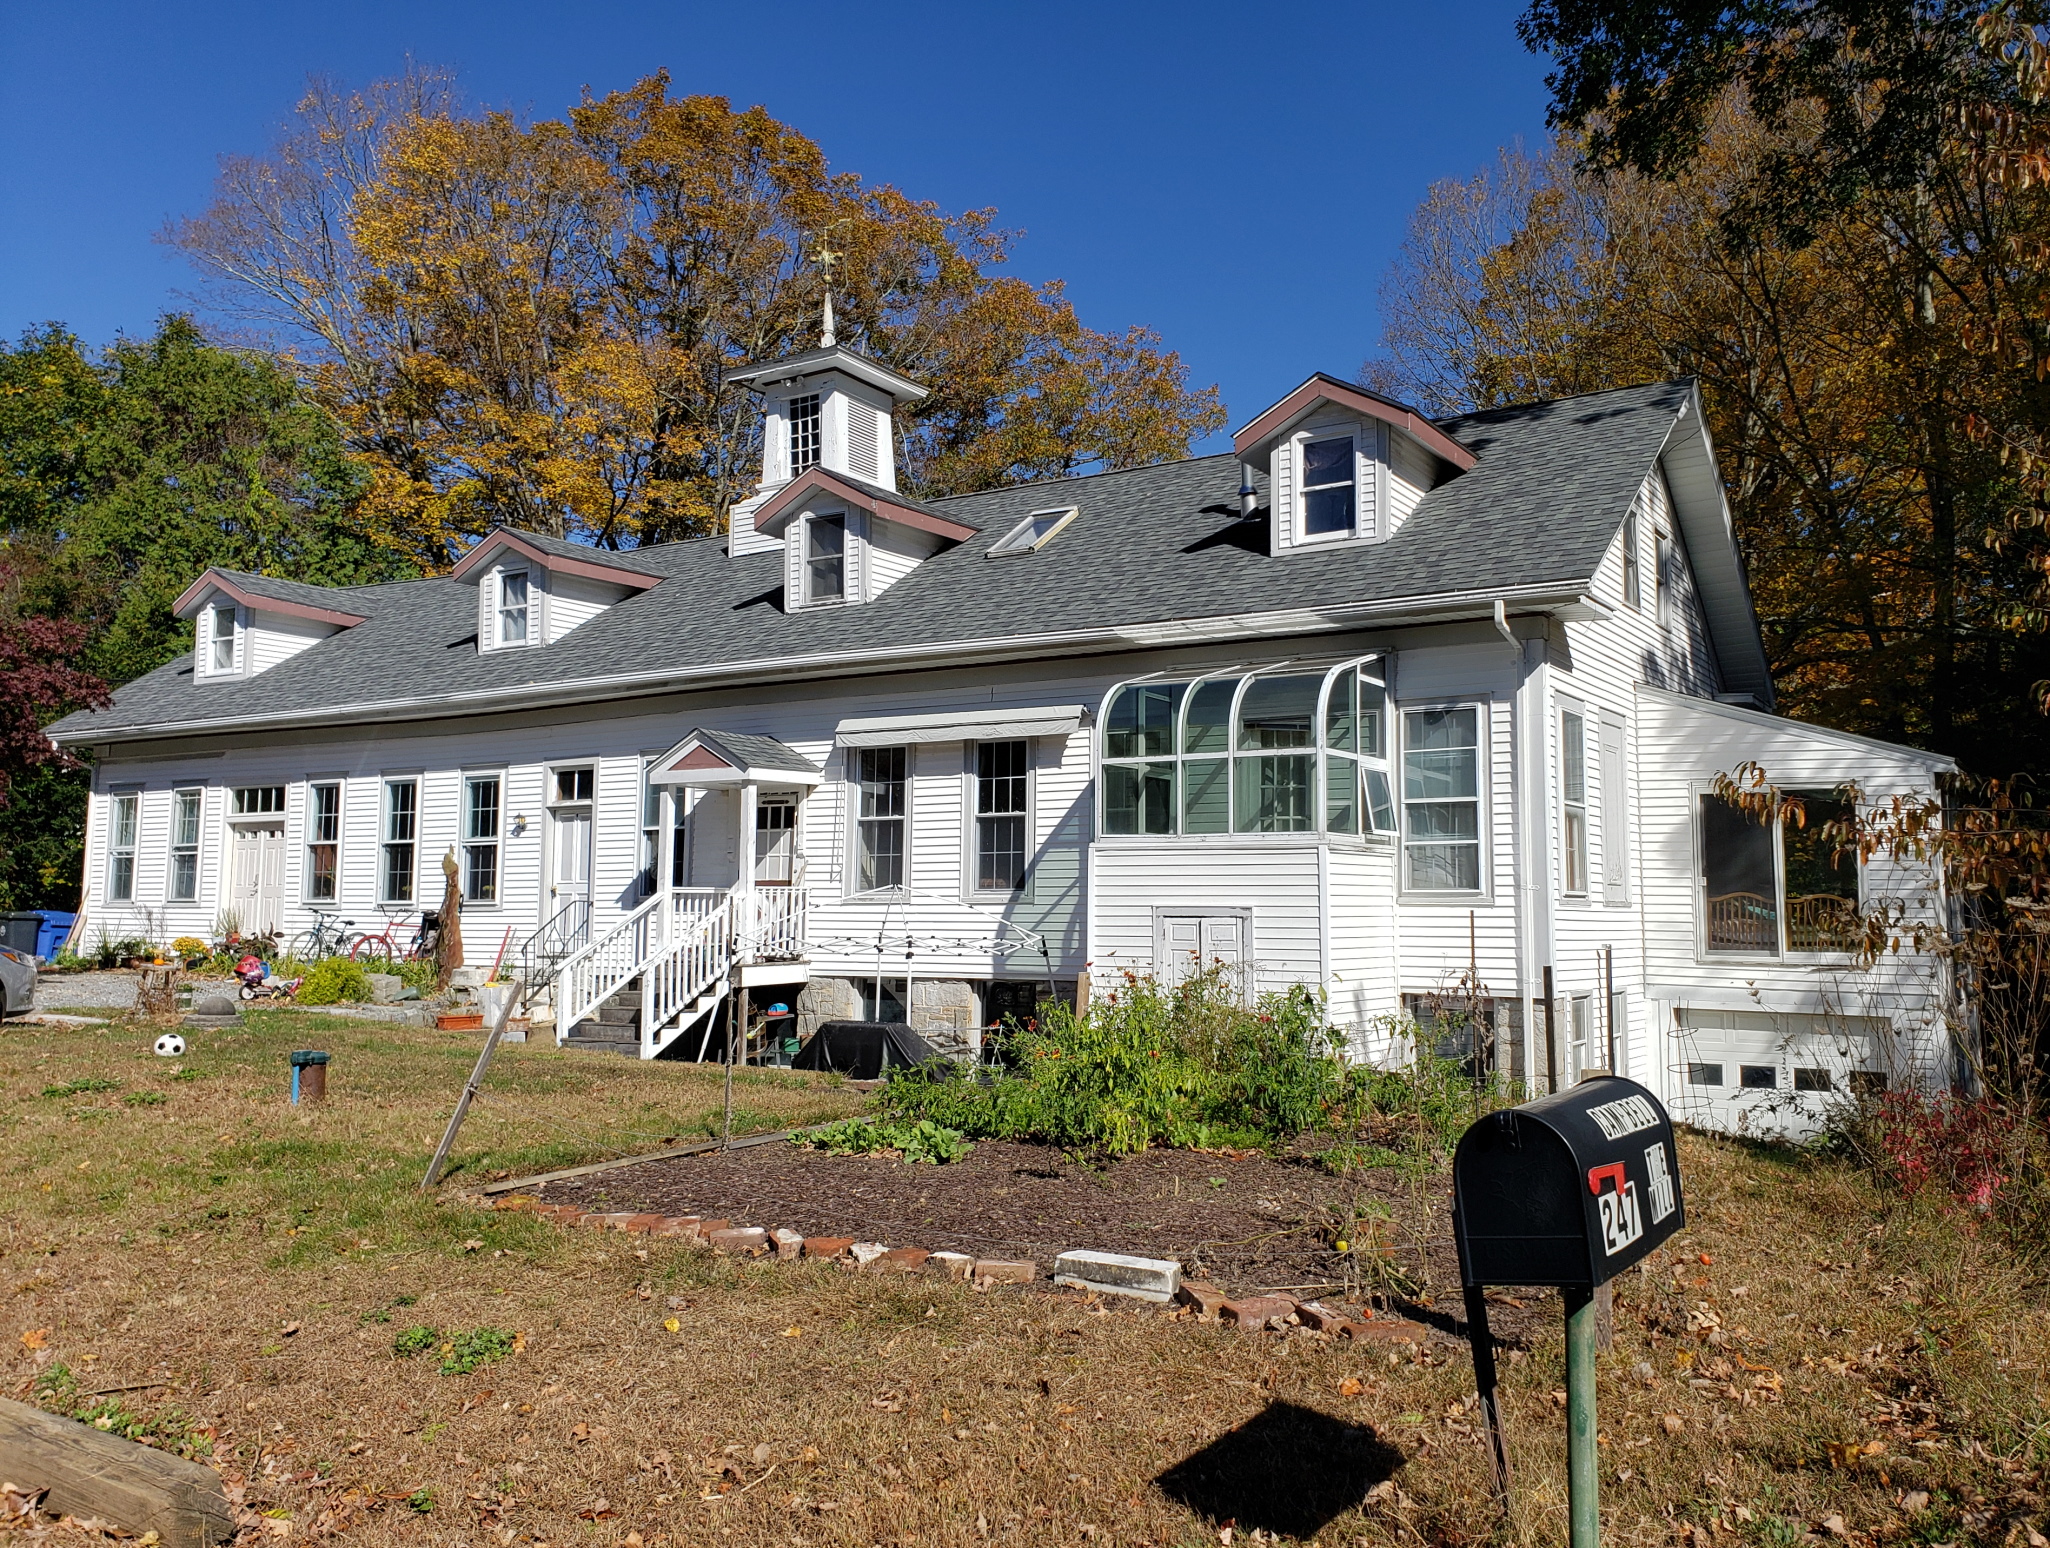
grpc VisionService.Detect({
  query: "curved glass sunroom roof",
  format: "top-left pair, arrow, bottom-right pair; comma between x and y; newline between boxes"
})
1099,655 -> 1395,837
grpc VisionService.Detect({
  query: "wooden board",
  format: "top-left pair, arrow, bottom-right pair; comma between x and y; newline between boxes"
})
0,1395 -> 235,1547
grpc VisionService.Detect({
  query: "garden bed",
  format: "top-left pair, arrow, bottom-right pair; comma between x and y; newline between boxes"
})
533,1137 -> 1553,1340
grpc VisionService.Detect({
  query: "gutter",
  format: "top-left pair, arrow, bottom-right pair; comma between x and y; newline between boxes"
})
54,581 -> 1611,750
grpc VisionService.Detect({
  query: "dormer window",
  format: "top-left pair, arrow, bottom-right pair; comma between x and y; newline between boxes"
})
1301,436 -> 1357,539
989,506 -> 1078,557
789,394 -> 821,478
209,604 -> 239,673
497,571 -> 530,645
807,515 -> 846,603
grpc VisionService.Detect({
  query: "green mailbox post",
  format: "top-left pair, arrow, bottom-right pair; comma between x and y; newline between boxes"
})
1453,1076 -> 1686,1547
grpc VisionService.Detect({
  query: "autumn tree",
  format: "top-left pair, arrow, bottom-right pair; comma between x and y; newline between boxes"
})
1367,110 -> 2050,779
171,72 -> 1226,566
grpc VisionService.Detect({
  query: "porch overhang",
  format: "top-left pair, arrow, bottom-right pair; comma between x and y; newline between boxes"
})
648,728 -> 824,787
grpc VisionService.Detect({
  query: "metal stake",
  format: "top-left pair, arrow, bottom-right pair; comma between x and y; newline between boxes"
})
1461,1282 -> 1513,1515
1564,1285 -> 1601,1548
423,980 -> 528,1189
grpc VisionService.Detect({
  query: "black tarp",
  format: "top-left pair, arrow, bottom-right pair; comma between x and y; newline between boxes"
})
791,1020 -> 941,1079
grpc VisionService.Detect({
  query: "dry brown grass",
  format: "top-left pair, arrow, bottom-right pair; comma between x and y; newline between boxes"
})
3,1008 -> 2047,1546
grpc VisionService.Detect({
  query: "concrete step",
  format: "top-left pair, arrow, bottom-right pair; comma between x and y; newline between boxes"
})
563,1035 -> 639,1057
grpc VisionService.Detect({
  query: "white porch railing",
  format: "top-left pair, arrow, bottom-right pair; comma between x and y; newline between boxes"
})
546,886 -> 810,1055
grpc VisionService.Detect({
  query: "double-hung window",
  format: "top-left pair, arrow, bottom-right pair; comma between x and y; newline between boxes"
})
1300,435 -> 1356,538
108,791 -> 139,902
807,515 -> 845,604
168,788 -> 202,902
1656,534 -> 1674,627
381,778 -> 418,904
788,393 -> 821,477
1100,657 -> 1394,838
756,796 -> 796,884
855,747 -> 906,891
498,571 -> 530,646
305,781 -> 342,902
975,740 -> 1029,892
1402,707 -> 1483,892
1560,709 -> 1588,897
1622,515 -> 1642,608
464,775 -> 501,903
209,604 -> 238,673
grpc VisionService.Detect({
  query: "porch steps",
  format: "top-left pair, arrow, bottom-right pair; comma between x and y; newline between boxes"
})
565,982 -> 641,1058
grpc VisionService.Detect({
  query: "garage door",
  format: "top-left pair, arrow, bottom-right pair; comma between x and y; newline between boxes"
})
1669,1008 -> 1893,1138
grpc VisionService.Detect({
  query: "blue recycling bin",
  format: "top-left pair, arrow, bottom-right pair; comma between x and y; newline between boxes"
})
34,912 -> 76,961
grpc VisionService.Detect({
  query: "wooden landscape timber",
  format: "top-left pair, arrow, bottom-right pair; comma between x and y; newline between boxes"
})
0,1395 -> 235,1547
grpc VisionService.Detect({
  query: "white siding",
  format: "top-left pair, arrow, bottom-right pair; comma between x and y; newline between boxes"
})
1090,840 -> 1325,997
247,610 -> 336,675
1386,428 -> 1436,537
545,573 -> 629,642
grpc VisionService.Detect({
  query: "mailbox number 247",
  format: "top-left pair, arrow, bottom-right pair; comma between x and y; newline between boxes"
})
1589,1145 -> 1679,1257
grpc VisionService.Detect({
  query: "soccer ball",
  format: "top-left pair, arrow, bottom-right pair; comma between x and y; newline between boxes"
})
153,1033 -> 186,1058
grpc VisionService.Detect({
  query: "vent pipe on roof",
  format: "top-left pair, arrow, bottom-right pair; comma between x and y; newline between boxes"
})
1238,464 -> 1259,519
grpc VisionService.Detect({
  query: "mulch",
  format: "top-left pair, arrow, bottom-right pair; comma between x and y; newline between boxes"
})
532,1137 -> 1557,1342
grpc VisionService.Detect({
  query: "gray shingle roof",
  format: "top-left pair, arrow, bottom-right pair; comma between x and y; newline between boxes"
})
689,730 -> 823,778
52,379 -> 1698,742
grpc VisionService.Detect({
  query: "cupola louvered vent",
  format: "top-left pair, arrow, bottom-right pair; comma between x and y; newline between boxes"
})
848,404 -> 880,481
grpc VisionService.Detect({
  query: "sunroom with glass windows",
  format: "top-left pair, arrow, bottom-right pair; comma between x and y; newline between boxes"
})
1097,656 -> 1397,839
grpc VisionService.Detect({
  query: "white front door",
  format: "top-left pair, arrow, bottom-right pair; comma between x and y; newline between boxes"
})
230,824 -> 285,936
1155,910 -> 1251,994
552,809 -> 593,928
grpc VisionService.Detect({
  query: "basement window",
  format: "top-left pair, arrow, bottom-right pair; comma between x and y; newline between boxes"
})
988,506 -> 1078,557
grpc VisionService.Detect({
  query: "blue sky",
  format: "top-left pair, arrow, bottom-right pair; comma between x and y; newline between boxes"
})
0,1 -> 1553,448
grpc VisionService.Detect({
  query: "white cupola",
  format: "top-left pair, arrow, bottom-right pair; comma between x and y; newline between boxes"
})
725,329 -> 928,558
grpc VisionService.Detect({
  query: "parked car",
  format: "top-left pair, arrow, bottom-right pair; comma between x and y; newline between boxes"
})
0,946 -> 36,1019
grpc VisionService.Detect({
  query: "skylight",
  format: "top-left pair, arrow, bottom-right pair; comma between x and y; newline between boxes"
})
988,506 -> 1077,557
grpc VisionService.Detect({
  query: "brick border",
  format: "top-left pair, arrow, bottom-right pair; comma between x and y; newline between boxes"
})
484,1193 -> 1434,1340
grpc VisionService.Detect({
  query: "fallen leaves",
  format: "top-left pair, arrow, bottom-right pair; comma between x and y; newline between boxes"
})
662,1318 -> 680,1334
17,1328 -> 48,1350
1338,1378 -> 1365,1397
1662,1415 -> 1686,1435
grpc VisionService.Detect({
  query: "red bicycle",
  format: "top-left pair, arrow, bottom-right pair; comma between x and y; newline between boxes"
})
348,911 -> 435,963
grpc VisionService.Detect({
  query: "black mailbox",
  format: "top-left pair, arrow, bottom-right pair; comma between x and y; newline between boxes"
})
1454,1075 -> 1685,1288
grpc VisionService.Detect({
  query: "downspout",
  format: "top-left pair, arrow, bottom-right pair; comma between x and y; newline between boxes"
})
1498,600 -> 1548,1091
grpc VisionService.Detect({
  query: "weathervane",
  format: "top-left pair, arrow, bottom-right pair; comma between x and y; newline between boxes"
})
813,240 -> 841,348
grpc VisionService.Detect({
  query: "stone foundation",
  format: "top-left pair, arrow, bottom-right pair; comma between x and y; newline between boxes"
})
794,976 -> 981,1060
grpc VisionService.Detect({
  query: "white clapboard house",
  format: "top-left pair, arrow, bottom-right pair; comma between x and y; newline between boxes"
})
48,339 -> 1956,1133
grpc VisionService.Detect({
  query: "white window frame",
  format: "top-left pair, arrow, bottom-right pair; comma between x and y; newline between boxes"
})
462,771 -> 505,907
805,512 -> 848,607
1294,428 -> 1361,544
850,745 -> 908,895
1398,701 -> 1489,899
788,392 -> 822,478
107,789 -> 140,902
968,738 -> 1032,896
496,569 -> 532,648
1693,782 -> 1863,962
1622,513 -> 1643,609
379,776 -> 420,905
304,779 -> 344,903
168,787 -> 203,903
1655,531 -> 1674,628
1559,705 -> 1589,899
231,785 -> 286,816
202,602 -> 243,678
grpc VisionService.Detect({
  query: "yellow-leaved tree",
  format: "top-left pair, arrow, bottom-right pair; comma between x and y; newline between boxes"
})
171,70 -> 1225,568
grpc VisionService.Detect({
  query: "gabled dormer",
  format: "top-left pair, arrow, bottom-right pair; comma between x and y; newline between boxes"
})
448,530 -> 662,652
725,343 -> 929,558
1233,375 -> 1476,554
174,569 -> 369,682
751,469 -> 978,611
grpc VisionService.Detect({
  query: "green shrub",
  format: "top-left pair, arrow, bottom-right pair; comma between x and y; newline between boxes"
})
392,1325 -> 438,1358
295,957 -> 373,1005
879,966 -> 1349,1156
796,1117 -> 974,1164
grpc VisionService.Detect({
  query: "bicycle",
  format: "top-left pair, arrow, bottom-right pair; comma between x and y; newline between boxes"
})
286,908 -> 360,962
348,910 -> 434,964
